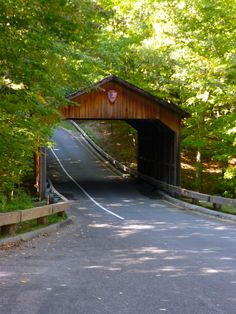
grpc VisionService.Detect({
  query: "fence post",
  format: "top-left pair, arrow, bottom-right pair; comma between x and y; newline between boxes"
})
1,224 -> 16,236
37,216 -> 48,225
191,198 -> 199,205
40,147 -> 47,201
213,203 -> 222,210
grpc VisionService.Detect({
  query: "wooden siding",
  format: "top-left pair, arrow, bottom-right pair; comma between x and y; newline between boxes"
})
61,81 -> 181,134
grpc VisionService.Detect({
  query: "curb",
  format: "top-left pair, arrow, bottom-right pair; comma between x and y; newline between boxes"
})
0,215 -> 76,247
159,191 -> 236,223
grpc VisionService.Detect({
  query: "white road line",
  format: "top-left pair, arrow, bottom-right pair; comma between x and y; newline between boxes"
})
49,148 -> 125,220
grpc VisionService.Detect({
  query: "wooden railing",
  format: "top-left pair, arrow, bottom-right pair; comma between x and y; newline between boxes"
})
137,173 -> 236,209
71,121 -> 236,211
0,202 -> 70,237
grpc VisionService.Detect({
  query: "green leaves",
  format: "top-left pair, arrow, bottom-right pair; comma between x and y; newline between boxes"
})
93,0 -> 236,196
0,0 -> 106,201
0,0 -> 235,199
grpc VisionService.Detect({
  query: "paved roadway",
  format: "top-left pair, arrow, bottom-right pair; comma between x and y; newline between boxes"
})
0,127 -> 236,314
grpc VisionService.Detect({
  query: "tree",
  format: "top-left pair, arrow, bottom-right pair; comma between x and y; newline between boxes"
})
0,0 -> 110,204
1,0 -> 235,202
94,0 -> 236,195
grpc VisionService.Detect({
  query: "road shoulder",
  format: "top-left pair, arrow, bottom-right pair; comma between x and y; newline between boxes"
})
0,215 -> 76,247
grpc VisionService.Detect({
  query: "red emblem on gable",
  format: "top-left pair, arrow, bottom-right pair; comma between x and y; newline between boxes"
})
107,89 -> 118,103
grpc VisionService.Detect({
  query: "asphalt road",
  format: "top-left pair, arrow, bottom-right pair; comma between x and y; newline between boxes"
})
0,127 -> 236,314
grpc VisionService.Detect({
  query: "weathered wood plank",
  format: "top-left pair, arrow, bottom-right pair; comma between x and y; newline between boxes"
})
144,177 -> 236,207
21,205 -> 52,222
0,202 -> 70,237
61,81 -> 181,134
52,202 -> 70,214
0,212 -> 21,227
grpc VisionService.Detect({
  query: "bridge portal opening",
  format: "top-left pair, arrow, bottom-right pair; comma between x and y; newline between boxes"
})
70,117 -> 179,186
59,75 -> 188,187
40,76 -> 189,199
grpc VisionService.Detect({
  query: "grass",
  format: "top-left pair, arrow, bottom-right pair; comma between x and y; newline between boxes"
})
179,196 -> 236,215
220,205 -> 236,215
78,124 -> 99,142
0,191 -> 33,213
0,195 -> 50,214
58,120 -> 78,132
78,120 -> 137,169
16,213 -> 67,235
59,120 -> 101,143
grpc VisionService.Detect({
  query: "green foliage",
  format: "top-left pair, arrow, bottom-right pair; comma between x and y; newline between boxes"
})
0,0 -> 235,200
94,0 -> 236,196
222,166 -> 236,197
0,0 -> 109,203
0,190 -> 33,213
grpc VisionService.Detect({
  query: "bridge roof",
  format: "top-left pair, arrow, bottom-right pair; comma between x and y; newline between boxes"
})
66,75 -> 189,118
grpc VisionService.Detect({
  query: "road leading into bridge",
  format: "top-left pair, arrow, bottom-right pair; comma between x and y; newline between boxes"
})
0,127 -> 236,314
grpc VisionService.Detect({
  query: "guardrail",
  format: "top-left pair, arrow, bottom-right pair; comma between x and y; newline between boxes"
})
0,202 -> 70,237
137,174 -> 236,209
71,120 -> 236,210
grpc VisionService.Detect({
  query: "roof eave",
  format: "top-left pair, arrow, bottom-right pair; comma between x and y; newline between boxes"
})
66,75 -> 190,118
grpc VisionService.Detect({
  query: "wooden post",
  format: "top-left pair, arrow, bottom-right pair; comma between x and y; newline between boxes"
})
191,198 -> 199,205
213,203 -> 222,210
174,133 -> 181,186
1,224 -> 16,236
137,131 -> 143,175
57,211 -> 65,217
39,147 -> 47,201
37,216 -> 48,225
34,147 -> 40,194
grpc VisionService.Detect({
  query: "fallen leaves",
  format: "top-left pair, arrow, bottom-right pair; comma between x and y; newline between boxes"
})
0,241 -> 23,251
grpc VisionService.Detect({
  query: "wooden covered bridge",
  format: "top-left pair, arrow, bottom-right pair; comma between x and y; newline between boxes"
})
60,75 -> 188,186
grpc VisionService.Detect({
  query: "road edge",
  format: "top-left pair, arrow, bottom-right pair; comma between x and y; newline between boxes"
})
159,191 -> 236,223
0,215 -> 76,247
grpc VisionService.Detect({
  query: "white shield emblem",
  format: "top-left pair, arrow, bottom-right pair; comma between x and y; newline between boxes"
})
107,89 -> 118,103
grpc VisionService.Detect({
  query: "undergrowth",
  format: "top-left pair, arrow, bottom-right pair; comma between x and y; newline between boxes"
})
16,213 -> 67,235
0,191 -> 33,213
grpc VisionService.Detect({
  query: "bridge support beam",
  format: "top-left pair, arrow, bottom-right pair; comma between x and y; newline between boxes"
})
174,134 -> 180,186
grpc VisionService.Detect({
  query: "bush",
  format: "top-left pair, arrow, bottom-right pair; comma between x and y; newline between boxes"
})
0,190 -> 33,213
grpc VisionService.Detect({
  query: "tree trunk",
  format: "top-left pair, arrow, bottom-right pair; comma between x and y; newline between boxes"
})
195,149 -> 203,191
34,148 -> 40,194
